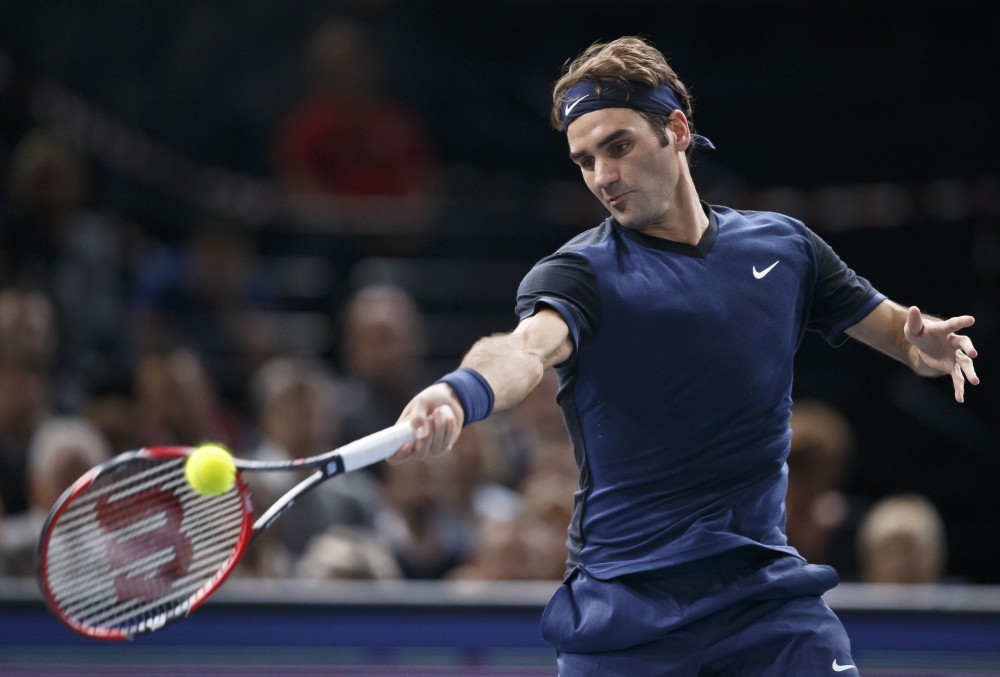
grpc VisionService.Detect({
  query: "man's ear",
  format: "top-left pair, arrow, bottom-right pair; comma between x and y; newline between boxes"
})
668,110 -> 692,152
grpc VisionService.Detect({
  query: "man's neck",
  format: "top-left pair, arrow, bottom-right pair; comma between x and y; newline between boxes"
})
635,180 -> 706,245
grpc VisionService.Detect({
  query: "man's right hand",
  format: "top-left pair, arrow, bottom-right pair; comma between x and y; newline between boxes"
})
392,383 -> 462,462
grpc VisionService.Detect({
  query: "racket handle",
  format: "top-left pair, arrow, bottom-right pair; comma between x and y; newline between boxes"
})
337,423 -> 415,472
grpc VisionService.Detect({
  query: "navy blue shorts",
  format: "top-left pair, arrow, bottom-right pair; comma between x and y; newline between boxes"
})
542,553 -> 856,676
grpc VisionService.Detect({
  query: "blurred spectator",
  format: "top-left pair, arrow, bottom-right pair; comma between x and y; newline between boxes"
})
83,383 -> 144,456
374,454 -> 475,579
0,128 -> 134,411
491,367 -> 570,490
130,216 -> 280,409
785,398 -> 863,577
251,356 -> 341,464
518,451 -> 577,580
442,422 -> 521,523
271,18 -> 442,246
0,287 -> 56,368
2,416 -> 111,575
444,368 -> 575,581
335,284 -> 432,443
246,356 -> 383,561
134,346 -> 245,450
0,502 -> 5,576
421,417 -> 572,582
0,289 -> 55,516
449,479 -> 570,581
449,515 -> 549,581
857,493 -> 948,584
296,524 -> 402,581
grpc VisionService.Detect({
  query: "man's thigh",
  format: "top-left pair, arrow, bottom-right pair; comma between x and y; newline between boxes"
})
556,596 -> 855,677
556,627 -> 701,677
702,595 -> 856,677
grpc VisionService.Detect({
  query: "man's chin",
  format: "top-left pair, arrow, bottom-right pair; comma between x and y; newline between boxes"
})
612,212 -> 637,229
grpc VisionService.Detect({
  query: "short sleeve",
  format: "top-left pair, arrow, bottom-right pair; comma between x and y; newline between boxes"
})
807,230 -> 886,346
515,252 -> 600,349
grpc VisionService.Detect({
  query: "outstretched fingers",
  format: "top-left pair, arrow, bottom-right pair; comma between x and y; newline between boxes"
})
941,314 -> 977,336
945,321 -> 980,403
903,306 -> 980,402
953,346 -> 980,401
952,331 -> 978,359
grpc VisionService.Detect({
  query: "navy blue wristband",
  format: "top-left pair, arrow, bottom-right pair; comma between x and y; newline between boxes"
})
436,368 -> 495,425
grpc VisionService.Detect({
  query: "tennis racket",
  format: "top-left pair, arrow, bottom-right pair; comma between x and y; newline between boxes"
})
36,422 -> 414,640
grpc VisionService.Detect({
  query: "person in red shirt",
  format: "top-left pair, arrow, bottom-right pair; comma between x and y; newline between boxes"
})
272,19 -> 442,239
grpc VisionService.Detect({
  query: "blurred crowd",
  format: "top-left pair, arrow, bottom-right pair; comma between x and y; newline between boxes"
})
0,93 -> 574,581
0,17 -> 955,587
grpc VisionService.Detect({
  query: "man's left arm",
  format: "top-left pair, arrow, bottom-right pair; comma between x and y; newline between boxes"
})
846,299 -> 980,402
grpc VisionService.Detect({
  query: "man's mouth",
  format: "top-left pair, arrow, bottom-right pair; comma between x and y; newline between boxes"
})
607,191 -> 630,207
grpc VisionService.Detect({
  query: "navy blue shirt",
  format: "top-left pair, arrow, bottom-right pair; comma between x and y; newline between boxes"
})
516,204 -> 884,580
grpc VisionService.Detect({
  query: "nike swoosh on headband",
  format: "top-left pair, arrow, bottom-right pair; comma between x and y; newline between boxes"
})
564,94 -> 590,118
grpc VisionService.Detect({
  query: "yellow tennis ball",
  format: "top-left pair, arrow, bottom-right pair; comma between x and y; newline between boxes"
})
184,444 -> 236,496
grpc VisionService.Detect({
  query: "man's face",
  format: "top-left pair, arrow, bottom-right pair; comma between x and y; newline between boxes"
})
567,107 -> 683,231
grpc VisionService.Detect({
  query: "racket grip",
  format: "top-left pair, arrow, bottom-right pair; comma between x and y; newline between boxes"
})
337,423 -> 415,472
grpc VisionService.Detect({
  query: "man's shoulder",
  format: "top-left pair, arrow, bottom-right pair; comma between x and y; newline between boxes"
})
710,204 -> 808,232
555,218 -> 617,254
518,223 -> 609,295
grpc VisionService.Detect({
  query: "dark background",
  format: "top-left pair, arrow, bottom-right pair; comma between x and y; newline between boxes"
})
1,1 -> 998,581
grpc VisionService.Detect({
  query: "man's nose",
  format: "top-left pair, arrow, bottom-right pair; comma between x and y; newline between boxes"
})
593,158 -> 618,191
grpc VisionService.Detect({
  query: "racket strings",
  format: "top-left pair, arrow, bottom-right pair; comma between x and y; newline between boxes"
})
42,456 -> 248,636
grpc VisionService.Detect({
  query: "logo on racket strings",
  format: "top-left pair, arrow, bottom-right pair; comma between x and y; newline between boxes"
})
95,488 -> 194,603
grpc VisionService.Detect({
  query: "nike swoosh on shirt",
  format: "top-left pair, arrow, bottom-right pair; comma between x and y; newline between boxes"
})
752,261 -> 780,279
832,660 -> 857,672
564,94 -> 590,117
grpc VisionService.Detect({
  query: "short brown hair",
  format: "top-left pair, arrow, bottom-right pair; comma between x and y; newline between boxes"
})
551,36 -> 693,132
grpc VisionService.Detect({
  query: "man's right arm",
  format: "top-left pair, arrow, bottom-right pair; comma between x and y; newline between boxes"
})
393,307 -> 572,461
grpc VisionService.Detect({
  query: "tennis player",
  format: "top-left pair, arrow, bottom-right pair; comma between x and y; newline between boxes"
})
395,36 -> 979,675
